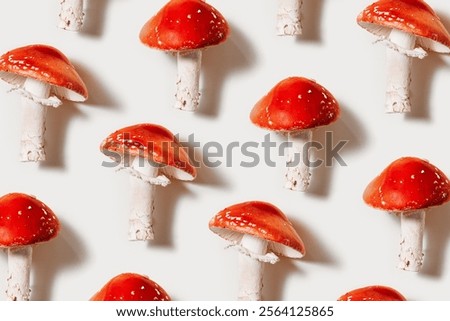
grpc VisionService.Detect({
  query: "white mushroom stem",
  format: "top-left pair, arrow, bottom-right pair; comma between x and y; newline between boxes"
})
238,234 -> 268,301
58,0 -> 84,31
398,210 -> 425,272
385,29 -> 416,113
20,78 -> 51,162
6,247 -> 32,301
276,0 -> 303,36
175,50 -> 202,112
129,157 -> 160,241
285,130 -> 312,192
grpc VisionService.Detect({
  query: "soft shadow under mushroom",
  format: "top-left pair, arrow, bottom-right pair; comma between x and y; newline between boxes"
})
201,22 -> 257,118
32,219 -> 87,300
80,0 -> 109,37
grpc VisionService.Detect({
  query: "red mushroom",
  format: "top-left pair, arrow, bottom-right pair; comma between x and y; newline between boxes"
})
100,123 -> 196,241
363,157 -> 450,272
338,285 -> 406,301
0,193 -> 60,301
250,77 -> 339,192
90,273 -> 171,301
277,0 -> 303,36
0,44 -> 88,162
209,201 -> 305,300
58,0 -> 85,31
139,0 -> 229,112
357,0 -> 450,113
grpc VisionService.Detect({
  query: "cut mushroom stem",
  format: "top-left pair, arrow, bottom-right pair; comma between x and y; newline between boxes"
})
277,0 -> 303,36
238,234 -> 268,301
285,130 -> 312,192
58,0 -> 85,31
175,50 -> 202,112
20,78 -> 51,162
385,28 -> 416,113
398,210 -> 425,272
6,247 -> 32,301
129,157 -> 160,241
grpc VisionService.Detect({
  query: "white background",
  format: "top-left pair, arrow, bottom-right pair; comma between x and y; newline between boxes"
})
0,0 -> 449,301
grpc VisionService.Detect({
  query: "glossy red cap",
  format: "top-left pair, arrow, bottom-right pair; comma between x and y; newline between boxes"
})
363,157 -> 450,211
250,77 -> 339,132
0,44 -> 88,101
357,0 -> 450,53
209,201 -> 305,258
90,273 -> 171,301
100,123 -> 196,181
338,285 -> 406,301
0,193 -> 60,248
140,0 -> 229,51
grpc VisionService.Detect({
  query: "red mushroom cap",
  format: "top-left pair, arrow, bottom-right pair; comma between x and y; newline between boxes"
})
90,273 -> 171,301
338,285 -> 406,301
250,77 -> 340,132
0,193 -> 60,248
139,0 -> 229,51
357,0 -> 450,53
0,44 -> 88,101
363,157 -> 450,212
100,123 -> 196,181
209,201 -> 305,258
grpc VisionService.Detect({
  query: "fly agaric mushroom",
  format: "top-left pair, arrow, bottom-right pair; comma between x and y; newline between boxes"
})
0,193 -> 60,301
90,273 -> 171,301
250,77 -> 339,192
0,44 -> 88,162
100,123 -> 196,241
209,201 -> 305,301
139,0 -> 229,112
58,0 -> 85,31
338,285 -> 406,301
363,157 -> 450,272
277,0 -> 303,36
357,0 -> 450,113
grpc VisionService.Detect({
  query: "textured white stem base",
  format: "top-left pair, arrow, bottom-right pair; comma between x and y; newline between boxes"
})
277,0 -> 303,36
238,234 -> 268,301
20,78 -> 50,162
6,247 -> 32,301
385,29 -> 415,113
129,157 -> 159,241
285,130 -> 312,191
175,50 -> 202,112
398,210 -> 425,272
58,0 -> 84,31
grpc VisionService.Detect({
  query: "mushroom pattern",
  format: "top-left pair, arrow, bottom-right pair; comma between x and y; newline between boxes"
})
277,0 -> 303,36
209,201 -> 305,301
139,0 -> 229,112
100,123 -> 196,241
0,44 -> 88,162
58,0 -> 85,31
357,0 -> 450,113
90,273 -> 171,301
338,285 -> 406,301
250,77 -> 339,192
363,157 -> 450,272
0,193 -> 60,301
